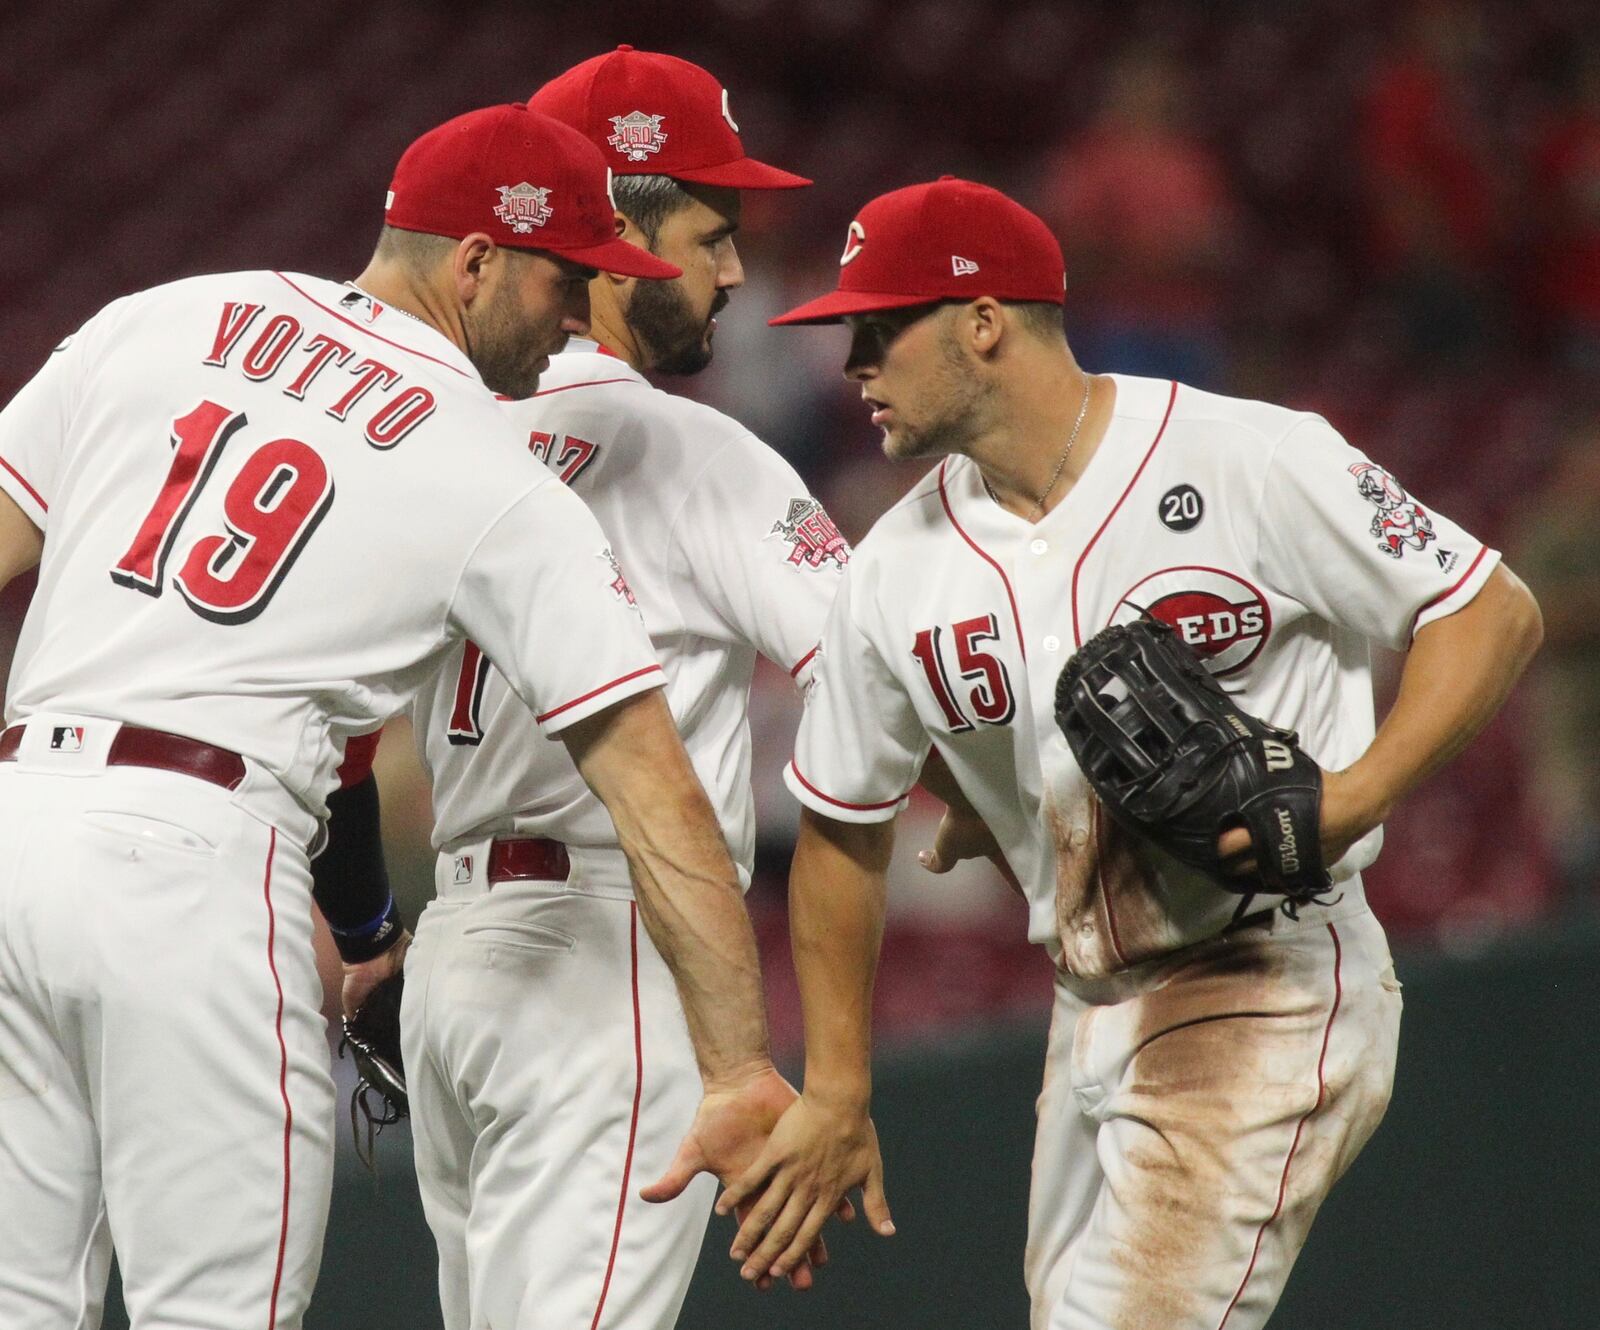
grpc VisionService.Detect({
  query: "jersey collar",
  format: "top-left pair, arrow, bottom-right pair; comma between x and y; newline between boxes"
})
275,274 -> 485,386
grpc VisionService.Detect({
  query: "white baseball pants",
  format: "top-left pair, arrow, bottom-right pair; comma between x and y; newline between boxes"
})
402,867 -> 714,1330
0,732 -> 334,1329
1027,902 -> 1402,1330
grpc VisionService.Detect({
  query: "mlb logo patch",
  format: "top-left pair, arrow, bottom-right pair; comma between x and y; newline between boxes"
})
453,855 -> 474,885
50,726 -> 85,752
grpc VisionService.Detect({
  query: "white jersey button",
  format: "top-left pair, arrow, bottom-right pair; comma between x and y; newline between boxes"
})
1043,634 -> 1061,652
1078,921 -> 1095,938
1030,538 -> 1048,555
1069,827 -> 1088,848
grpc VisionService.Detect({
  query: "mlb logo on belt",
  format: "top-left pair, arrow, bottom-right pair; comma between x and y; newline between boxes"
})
50,726 -> 85,752
453,855 -> 474,885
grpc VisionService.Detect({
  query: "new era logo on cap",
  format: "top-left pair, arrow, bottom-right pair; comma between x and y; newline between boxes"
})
770,176 -> 1067,326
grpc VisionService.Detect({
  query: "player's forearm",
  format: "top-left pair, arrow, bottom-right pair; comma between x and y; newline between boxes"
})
1342,564 -> 1542,827
789,809 -> 893,1112
623,791 -> 773,1088
565,690 -> 772,1087
0,490 -> 42,592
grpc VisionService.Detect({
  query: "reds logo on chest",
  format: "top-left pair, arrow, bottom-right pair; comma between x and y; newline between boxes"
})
1109,567 -> 1271,675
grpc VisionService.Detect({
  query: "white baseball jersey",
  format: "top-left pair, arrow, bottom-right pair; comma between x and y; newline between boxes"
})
0,274 -> 663,825
412,342 -> 848,887
789,373 -> 1499,977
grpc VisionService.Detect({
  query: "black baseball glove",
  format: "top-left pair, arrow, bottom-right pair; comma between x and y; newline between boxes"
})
1054,617 -> 1332,913
339,971 -> 407,1167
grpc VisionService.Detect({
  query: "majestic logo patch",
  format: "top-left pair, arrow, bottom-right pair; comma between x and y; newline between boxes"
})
767,498 -> 851,571
50,726 -> 85,752
951,255 -> 979,277
493,183 -> 553,233
607,112 -> 667,162
840,220 -> 866,266
599,546 -> 638,607
1158,483 -> 1204,532
1110,567 -> 1271,676
1348,462 -> 1435,560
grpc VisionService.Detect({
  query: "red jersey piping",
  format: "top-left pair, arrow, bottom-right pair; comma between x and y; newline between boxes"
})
936,460 -> 1026,661
1410,547 -> 1490,637
788,758 -> 907,812
588,903 -> 645,1330
530,377 -> 637,398
0,456 -> 47,514
535,665 -> 664,724
1216,922 -> 1344,1328
272,273 -> 472,380
1071,381 -> 1179,647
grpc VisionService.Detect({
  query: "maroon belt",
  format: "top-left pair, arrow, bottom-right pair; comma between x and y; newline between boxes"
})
487,837 -> 571,885
0,723 -> 247,791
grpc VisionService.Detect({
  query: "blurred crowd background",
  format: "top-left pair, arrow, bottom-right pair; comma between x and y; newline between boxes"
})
3,0 -> 1598,1045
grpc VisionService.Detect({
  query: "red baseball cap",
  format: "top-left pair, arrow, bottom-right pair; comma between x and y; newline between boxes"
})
385,103 -> 680,279
529,45 -> 810,190
770,177 -> 1066,326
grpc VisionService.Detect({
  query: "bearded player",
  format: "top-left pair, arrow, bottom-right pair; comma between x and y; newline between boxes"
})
0,104 -> 797,1330
328,49 -> 861,1330
714,178 -> 1543,1328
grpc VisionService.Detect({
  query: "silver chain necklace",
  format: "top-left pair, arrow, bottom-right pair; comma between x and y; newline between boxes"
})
983,375 -> 1094,517
343,281 -> 427,328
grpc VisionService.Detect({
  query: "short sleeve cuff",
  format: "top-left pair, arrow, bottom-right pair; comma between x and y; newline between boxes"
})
784,758 -> 908,825
1411,546 -> 1501,638
534,663 -> 666,735
0,456 -> 48,530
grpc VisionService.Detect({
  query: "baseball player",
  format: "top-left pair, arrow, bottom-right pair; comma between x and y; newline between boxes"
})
0,104 -> 788,1330
716,178 -> 1544,1327
324,47 -> 856,1330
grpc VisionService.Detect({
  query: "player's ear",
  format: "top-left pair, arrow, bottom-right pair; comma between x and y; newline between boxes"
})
453,233 -> 498,307
965,298 -> 1005,358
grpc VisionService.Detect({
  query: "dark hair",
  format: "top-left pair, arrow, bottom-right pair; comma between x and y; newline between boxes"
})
1008,300 -> 1066,341
610,174 -> 698,247
373,224 -> 458,271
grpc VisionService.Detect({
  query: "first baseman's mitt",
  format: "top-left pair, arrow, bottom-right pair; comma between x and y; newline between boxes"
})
1053,617 -> 1333,913
339,972 -> 407,1168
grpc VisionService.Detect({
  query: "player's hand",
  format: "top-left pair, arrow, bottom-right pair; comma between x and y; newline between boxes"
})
641,1065 -> 836,1291
917,805 -> 1023,897
1217,766 -> 1382,874
340,930 -> 411,1021
716,1090 -> 894,1285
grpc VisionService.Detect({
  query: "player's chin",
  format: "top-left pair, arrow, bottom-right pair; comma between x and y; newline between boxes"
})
880,425 -> 927,461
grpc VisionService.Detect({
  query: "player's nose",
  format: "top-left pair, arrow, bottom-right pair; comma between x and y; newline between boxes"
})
718,242 -> 746,291
562,287 -> 592,338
